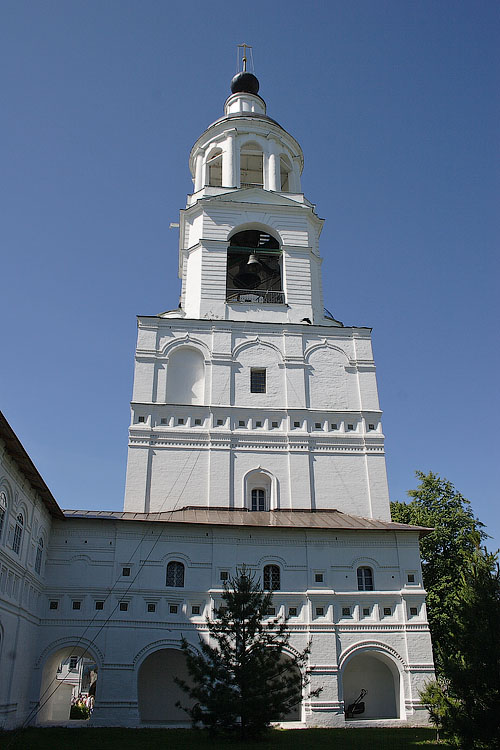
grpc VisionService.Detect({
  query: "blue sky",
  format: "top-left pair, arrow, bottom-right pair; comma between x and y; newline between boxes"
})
1,1 -> 499,550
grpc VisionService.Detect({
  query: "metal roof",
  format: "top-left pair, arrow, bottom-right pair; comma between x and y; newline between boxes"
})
62,506 -> 430,535
0,411 -> 65,519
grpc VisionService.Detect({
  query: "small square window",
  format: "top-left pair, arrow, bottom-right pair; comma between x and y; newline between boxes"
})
122,567 -> 131,577
368,423 -> 375,431
95,601 -> 104,610
72,601 -> 81,610
383,607 -> 392,616
315,607 -> 324,617
407,573 -> 415,583
220,571 -> 229,581
315,573 -> 324,583
191,605 -> 200,615
288,607 -> 297,617
177,418 -> 184,425
331,423 -> 338,430
410,607 -> 418,616
272,421 -> 278,428
363,607 -> 370,616
147,602 -> 156,613
342,607 -> 351,616
69,657 -> 78,670
315,422 -> 322,429
255,420 -> 262,428
49,600 -> 58,610
267,607 -> 276,616
238,420 -> 245,427
347,424 -> 354,431
119,602 -> 128,612
250,368 -> 266,393
138,416 -> 145,423
194,418 -> 202,426
169,604 -> 178,614
217,419 -> 224,426
160,417 -> 168,424
293,421 -> 300,428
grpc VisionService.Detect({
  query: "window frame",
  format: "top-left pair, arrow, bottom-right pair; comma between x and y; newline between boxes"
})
250,368 -> 266,393
12,513 -> 24,555
0,491 -> 7,540
166,560 -> 185,588
357,566 -> 374,591
35,536 -> 44,574
263,564 -> 280,591
251,488 -> 266,512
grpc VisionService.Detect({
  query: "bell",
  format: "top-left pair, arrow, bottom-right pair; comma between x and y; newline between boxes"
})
247,253 -> 261,267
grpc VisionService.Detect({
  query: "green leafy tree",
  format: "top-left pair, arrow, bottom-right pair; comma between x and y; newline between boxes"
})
392,471 -> 500,748
420,549 -> 500,749
391,470 -> 487,673
175,567 -> 320,739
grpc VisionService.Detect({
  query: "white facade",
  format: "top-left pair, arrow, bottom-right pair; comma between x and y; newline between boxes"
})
0,72 -> 435,730
0,413 -> 64,729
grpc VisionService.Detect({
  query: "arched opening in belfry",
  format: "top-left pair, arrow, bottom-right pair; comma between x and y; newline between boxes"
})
38,647 -> 98,723
207,148 -> 222,187
240,142 -> 263,188
137,648 -> 194,724
342,650 -> 401,720
226,229 -> 283,304
280,155 -> 291,191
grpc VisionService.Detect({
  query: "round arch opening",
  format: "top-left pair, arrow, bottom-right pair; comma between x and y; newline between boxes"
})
38,646 -> 98,723
226,229 -> 283,304
137,648 -> 193,724
342,650 -> 401,720
272,653 -> 302,722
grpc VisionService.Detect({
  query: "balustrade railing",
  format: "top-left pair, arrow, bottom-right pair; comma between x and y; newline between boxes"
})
226,289 -> 285,304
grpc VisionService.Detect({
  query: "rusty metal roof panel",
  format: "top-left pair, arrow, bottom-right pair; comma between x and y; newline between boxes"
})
61,506 -> 430,535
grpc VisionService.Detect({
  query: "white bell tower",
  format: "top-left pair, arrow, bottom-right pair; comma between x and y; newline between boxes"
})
124,67 -> 391,521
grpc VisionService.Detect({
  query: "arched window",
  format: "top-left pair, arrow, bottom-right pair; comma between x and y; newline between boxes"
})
245,469 -> 273,511
166,560 -> 185,588
240,142 -> 263,188
251,488 -> 266,511
13,513 -> 23,555
357,566 -> 374,591
226,229 -> 283,304
263,564 -> 280,591
207,148 -> 222,187
0,492 -> 7,538
280,155 -> 291,191
35,536 -> 44,574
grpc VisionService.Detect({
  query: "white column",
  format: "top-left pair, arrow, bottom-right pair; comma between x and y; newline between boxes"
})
268,140 -> 280,191
222,133 -> 235,187
194,152 -> 204,191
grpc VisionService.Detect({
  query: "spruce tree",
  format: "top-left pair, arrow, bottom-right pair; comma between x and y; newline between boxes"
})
175,567 -> 320,738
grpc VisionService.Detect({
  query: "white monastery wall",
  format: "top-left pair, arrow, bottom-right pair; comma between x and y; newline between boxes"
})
30,518 -> 433,727
0,436 -> 55,729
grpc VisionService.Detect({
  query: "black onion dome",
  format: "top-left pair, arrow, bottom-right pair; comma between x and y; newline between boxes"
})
230,71 -> 260,95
